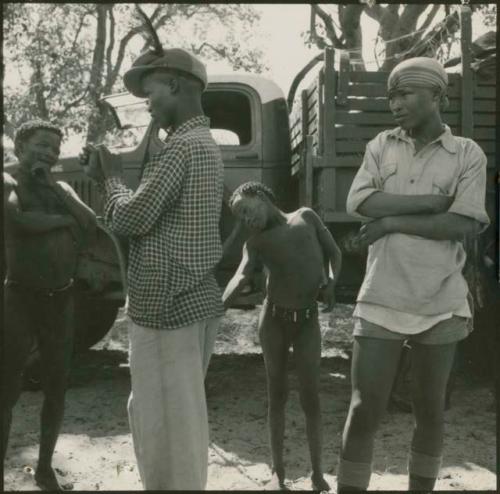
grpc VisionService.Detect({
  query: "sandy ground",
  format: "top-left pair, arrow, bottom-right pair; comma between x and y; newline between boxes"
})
3,304 -> 497,491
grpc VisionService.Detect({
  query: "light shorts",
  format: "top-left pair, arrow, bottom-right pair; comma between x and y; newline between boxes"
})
353,315 -> 471,345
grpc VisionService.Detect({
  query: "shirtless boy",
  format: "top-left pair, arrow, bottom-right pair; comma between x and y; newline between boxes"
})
3,120 -> 96,490
223,182 -> 342,491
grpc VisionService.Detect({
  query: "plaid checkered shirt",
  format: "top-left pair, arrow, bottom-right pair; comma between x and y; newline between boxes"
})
100,116 -> 224,329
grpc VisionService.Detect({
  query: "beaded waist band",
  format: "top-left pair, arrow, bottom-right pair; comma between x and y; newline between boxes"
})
264,298 -> 318,323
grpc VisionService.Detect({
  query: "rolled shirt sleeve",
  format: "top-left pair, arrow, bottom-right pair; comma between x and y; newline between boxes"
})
447,140 -> 490,231
346,141 -> 382,220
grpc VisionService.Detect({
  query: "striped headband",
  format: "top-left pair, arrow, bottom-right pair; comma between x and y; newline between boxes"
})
388,57 -> 448,92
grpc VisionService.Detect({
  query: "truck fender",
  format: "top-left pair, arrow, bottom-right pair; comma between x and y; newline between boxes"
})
97,222 -> 128,294
75,220 -> 128,301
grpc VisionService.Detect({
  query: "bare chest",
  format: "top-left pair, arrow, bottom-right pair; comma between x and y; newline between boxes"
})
254,221 -> 321,268
15,179 -> 65,214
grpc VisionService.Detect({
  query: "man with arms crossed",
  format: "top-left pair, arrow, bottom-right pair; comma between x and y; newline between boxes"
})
81,48 -> 224,490
337,57 -> 489,492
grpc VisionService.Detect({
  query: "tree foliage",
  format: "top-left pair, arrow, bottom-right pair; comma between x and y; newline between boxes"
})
306,3 -> 490,71
3,3 -> 268,143
477,3 -> 497,28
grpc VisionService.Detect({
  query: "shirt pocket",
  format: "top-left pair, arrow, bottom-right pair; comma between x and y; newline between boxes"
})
379,162 -> 398,192
432,170 -> 455,196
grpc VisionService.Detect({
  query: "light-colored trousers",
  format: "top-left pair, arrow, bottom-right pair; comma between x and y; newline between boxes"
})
127,316 -> 220,490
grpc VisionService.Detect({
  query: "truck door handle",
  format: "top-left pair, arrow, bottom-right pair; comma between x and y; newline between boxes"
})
235,152 -> 259,160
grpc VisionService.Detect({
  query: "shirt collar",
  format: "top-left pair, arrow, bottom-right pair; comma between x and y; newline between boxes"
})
167,115 -> 210,140
387,124 -> 457,154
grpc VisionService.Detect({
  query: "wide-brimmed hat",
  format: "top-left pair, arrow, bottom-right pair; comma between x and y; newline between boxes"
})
124,48 -> 207,97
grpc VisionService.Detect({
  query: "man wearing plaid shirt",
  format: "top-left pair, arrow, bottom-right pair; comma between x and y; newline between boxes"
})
81,48 -> 223,490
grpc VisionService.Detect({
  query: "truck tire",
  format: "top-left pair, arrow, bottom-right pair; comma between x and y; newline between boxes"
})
22,295 -> 121,390
73,294 -> 121,352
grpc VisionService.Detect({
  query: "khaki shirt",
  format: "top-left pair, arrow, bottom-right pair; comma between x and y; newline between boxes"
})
347,125 -> 490,316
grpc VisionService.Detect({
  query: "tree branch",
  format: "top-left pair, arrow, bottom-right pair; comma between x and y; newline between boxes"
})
417,4 -> 441,37
308,6 -> 328,50
410,10 -> 460,58
311,4 -> 344,49
395,4 -> 428,36
71,12 -> 91,52
108,28 -> 141,92
194,41 -> 227,58
149,4 -> 163,24
58,87 -> 90,117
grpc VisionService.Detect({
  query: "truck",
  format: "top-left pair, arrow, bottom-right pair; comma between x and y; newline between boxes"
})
6,44 -> 497,363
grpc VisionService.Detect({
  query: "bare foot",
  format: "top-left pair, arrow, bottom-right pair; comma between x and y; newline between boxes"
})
266,471 -> 288,490
311,472 -> 330,492
35,467 -> 73,491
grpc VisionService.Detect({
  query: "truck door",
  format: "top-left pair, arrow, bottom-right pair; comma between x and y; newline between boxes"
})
200,84 -> 264,286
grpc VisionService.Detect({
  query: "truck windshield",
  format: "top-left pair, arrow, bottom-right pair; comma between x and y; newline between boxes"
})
101,89 -> 253,148
102,93 -> 150,129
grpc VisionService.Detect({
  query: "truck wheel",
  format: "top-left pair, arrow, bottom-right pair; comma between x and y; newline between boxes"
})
73,294 -> 121,352
22,295 -> 121,390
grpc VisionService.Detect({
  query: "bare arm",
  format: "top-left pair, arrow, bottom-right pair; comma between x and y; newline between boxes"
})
357,191 -> 454,218
52,181 -> 97,232
384,212 -> 481,240
304,209 -> 342,281
347,138 -> 453,219
4,189 -> 75,236
303,208 -> 342,310
222,241 -> 260,310
358,212 -> 481,247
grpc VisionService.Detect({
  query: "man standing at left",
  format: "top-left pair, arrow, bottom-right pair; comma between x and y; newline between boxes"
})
81,47 -> 224,490
3,120 -> 97,490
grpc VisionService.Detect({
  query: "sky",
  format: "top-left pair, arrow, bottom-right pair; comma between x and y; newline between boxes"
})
3,3 -> 494,155
207,3 -> 383,92
245,3 -> 492,92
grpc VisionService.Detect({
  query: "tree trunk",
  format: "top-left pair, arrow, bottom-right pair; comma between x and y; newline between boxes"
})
339,5 -> 365,71
30,61 -> 49,120
380,5 -> 440,71
86,4 -> 108,144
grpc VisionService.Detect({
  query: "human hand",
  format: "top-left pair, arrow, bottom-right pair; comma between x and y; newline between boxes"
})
319,278 -> 336,312
342,230 -> 365,254
31,161 -> 55,186
428,194 -> 454,214
80,144 -> 105,182
357,218 -> 390,247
